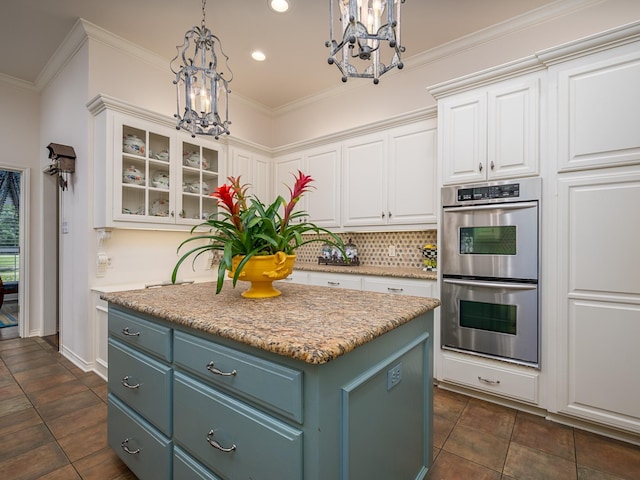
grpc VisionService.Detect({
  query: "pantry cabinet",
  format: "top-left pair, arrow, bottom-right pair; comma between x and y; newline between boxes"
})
89,95 -> 223,230
343,120 -> 437,228
434,71 -> 543,185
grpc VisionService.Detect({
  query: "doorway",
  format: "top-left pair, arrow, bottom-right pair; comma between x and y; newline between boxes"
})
0,169 -> 21,340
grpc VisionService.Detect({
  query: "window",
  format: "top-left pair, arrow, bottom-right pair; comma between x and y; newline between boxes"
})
0,170 -> 20,282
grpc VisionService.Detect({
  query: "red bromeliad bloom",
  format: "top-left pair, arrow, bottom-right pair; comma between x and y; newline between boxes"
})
282,171 -> 314,232
212,177 -> 246,231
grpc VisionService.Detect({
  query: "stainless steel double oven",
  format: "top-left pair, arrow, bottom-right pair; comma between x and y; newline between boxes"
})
440,178 -> 541,367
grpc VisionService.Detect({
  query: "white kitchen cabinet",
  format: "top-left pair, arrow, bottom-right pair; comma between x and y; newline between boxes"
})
436,72 -> 542,185
343,120 -> 437,228
362,276 -> 434,298
273,153 -> 304,222
229,146 -> 270,201
90,95 -> 223,230
273,144 -> 342,228
552,169 -> 640,434
550,42 -> 640,172
304,144 -> 341,228
307,271 -> 362,291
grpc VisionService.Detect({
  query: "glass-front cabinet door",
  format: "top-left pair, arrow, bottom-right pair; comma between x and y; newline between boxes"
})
116,122 -> 175,225
177,142 -> 220,223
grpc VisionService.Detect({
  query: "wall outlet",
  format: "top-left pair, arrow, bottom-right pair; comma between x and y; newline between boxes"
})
388,245 -> 396,257
387,362 -> 402,391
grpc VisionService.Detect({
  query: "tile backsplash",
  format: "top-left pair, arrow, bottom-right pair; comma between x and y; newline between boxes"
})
296,230 -> 437,269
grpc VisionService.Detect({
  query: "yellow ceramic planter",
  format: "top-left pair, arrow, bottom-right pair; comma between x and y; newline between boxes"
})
228,252 -> 296,298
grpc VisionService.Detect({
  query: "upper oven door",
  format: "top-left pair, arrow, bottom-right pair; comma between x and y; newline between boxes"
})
441,201 -> 539,280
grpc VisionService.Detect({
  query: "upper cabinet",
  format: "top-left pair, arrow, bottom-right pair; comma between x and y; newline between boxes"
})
546,41 -> 640,172
228,146 -> 271,201
273,144 -> 342,229
343,119 -> 438,229
433,70 -> 543,185
90,95 -> 224,230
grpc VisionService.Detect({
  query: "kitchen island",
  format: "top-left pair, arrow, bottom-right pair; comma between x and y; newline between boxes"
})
102,282 -> 439,480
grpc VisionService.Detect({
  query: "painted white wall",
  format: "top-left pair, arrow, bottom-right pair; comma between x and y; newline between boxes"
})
0,78 -> 41,337
39,42 -> 92,364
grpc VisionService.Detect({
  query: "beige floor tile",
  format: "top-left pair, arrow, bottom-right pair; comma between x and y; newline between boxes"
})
428,450 -> 502,480
503,442 -> 577,480
575,430 -> 640,480
512,411 -> 575,461
444,423 -> 510,471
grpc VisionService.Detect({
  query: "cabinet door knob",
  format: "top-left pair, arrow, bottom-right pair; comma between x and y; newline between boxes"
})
207,430 -> 237,453
381,212 -> 385,218
490,161 -> 495,170
479,162 -> 484,172
388,211 -> 392,218
206,361 -> 237,377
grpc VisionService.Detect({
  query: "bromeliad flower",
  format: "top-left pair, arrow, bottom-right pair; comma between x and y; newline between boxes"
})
172,172 -> 346,293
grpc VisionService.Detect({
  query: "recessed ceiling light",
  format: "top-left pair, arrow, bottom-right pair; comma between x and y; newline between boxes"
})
251,51 -> 266,62
268,0 -> 290,13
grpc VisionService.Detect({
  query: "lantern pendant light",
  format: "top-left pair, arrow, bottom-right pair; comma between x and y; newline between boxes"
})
326,0 -> 405,84
171,0 -> 233,139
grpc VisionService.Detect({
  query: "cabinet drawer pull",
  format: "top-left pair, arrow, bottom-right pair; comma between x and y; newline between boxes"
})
121,376 -> 140,389
327,281 -> 340,286
121,327 -> 140,337
478,376 -> 500,385
490,160 -> 495,170
479,162 -> 484,172
121,438 -> 140,455
387,287 -> 404,293
206,361 -> 237,377
207,430 -> 236,453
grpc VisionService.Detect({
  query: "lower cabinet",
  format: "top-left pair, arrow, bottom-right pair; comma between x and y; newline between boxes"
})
107,304 -> 435,479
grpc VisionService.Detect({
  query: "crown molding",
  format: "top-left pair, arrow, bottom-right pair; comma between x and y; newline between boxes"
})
0,73 -> 37,91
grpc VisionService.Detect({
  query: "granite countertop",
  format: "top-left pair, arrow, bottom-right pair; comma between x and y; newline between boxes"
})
101,282 -> 440,365
294,261 -> 438,280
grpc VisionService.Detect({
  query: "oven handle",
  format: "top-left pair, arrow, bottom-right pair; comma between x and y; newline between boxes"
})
443,201 -> 538,213
443,278 -> 537,290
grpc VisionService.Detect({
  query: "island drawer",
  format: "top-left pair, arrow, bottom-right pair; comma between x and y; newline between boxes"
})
174,330 -> 303,423
109,307 -> 172,361
174,446 -> 223,480
108,338 -> 173,435
174,373 -> 303,480
108,394 -> 172,480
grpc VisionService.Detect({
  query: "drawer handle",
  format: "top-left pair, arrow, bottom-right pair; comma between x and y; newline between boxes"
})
121,438 -> 140,455
121,376 -> 140,389
478,376 -> 500,385
327,281 -> 340,286
206,361 -> 237,377
387,287 -> 404,293
207,430 -> 236,453
122,327 -> 140,337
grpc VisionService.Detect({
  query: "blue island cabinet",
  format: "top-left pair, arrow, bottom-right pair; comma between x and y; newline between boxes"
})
106,304 -> 434,480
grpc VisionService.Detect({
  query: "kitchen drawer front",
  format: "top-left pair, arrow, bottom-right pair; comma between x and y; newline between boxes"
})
307,271 -> 362,290
174,373 -> 303,480
174,330 -> 303,423
363,276 -> 434,298
441,353 -> 539,404
108,394 -> 172,480
109,306 -> 172,361
108,338 -> 172,435
174,446 -> 223,480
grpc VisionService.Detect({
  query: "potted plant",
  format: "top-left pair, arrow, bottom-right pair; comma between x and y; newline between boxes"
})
172,171 -> 346,297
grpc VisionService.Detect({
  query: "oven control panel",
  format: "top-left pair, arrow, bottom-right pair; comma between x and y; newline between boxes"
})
457,183 -> 520,202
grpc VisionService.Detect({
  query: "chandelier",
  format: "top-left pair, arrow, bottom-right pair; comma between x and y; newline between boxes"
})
171,0 -> 232,139
326,0 -> 405,84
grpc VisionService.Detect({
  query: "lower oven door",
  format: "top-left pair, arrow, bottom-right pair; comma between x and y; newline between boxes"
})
441,277 -> 539,367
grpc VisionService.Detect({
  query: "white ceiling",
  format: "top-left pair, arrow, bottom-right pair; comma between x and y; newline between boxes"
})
0,0 -> 557,110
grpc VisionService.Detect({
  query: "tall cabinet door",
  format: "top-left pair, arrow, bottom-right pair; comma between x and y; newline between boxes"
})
342,133 -> 387,227
555,170 -> 640,433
